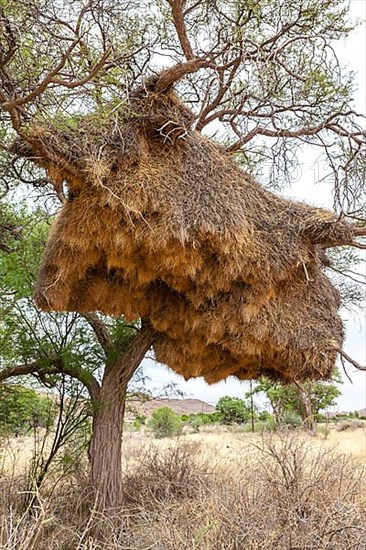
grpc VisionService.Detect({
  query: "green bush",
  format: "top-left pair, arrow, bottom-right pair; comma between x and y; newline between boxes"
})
0,384 -> 56,436
150,407 -> 182,438
334,413 -> 351,420
258,410 -> 273,422
263,418 -> 277,432
188,415 -> 201,433
133,414 -> 147,430
216,396 -> 251,424
181,412 -> 223,432
280,412 -> 302,428
317,425 -> 330,439
191,412 -> 222,424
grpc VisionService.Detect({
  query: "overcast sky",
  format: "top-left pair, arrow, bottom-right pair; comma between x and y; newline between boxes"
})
140,1 -> 366,412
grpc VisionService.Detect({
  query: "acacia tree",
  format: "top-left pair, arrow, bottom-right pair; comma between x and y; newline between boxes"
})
246,372 -> 342,429
0,206 -> 152,509
1,0 -> 365,510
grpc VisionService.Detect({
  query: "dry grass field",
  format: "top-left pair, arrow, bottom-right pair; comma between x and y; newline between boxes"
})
2,423 -> 365,475
0,425 -> 365,549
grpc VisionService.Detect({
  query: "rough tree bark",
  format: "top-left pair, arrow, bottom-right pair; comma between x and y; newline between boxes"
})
295,383 -> 315,431
89,321 -> 155,511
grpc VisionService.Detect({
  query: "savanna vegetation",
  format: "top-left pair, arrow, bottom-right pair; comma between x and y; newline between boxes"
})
0,0 -> 365,547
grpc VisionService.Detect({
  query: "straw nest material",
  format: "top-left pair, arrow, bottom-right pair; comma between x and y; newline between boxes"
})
10,86 -> 356,382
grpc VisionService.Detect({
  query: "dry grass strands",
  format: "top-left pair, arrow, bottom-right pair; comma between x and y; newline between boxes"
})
1,436 -> 365,549
11,87 -> 360,382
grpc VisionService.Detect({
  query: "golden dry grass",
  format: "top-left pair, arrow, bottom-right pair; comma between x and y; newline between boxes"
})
122,424 -> 366,466
1,428 -> 365,549
2,424 -> 365,477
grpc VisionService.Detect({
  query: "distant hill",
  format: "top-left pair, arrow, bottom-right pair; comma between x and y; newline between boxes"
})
126,397 -> 215,418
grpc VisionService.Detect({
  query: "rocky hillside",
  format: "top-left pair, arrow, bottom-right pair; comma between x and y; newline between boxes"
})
126,397 -> 215,419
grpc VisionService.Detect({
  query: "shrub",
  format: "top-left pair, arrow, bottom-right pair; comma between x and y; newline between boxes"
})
189,412 -> 222,426
263,418 -> 277,432
150,407 -> 182,438
187,415 -> 201,433
240,419 -> 277,433
258,410 -> 273,422
336,419 -> 364,431
280,412 -> 302,428
0,384 -> 56,436
132,414 -> 147,430
215,396 -> 251,424
123,441 -> 208,507
0,434 -> 365,549
317,425 -> 330,439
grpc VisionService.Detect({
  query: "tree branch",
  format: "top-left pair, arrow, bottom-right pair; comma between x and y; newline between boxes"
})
47,47 -> 112,89
0,359 -> 101,402
196,56 -> 242,131
353,227 -> 366,237
154,58 -> 214,92
104,319 -> 155,387
0,362 -> 40,382
226,113 -> 366,152
60,363 -> 100,402
1,39 -> 81,111
167,0 -> 195,60
83,313 -> 113,355
0,242 -> 12,253
1,46 -> 111,112
334,347 -> 366,372
320,236 -> 366,250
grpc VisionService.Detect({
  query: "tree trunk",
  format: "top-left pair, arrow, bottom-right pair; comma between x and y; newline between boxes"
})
302,395 -> 315,431
296,384 -> 315,431
89,377 -> 127,510
88,322 -> 154,512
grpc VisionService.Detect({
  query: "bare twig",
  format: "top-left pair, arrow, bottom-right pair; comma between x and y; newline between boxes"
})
334,347 -> 366,372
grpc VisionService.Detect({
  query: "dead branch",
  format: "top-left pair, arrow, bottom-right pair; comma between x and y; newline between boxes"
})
334,347 -> 366,372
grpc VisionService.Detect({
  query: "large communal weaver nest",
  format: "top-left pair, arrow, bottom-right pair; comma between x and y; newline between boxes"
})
11,78 -> 359,383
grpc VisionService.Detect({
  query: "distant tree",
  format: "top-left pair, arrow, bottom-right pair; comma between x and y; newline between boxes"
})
216,396 -> 251,424
247,373 -> 342,429
0,383 -> 56,436
150,407 -> 182,438
297,375 -> 342,421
